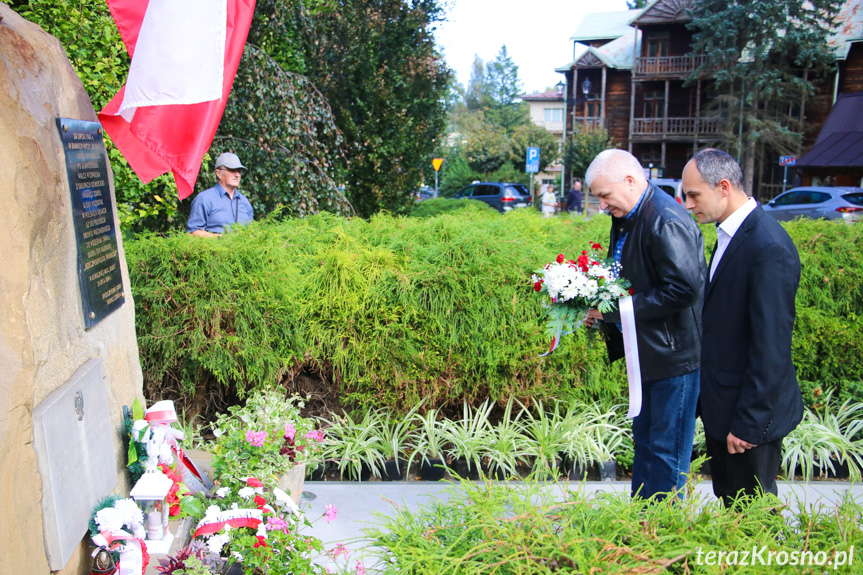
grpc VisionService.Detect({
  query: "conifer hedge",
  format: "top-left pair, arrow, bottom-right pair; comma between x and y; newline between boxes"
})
125,210 -> 863,418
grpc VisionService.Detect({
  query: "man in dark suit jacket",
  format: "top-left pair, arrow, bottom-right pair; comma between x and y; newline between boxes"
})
682,149 -> 803,507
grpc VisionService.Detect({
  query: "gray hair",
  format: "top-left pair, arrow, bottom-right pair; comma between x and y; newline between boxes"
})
691,148 -> 744,190
585,149 -> 645,187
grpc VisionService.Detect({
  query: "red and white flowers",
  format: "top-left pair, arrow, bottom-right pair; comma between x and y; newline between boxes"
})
533,243 -> 631,348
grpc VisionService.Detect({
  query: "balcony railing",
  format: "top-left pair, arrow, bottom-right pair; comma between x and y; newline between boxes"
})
635,54 -> 707,77
572,117 -> 602,131
632,117 -> 723,136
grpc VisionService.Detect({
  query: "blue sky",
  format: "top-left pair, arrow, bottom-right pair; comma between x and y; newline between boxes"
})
434,0 -> 630,95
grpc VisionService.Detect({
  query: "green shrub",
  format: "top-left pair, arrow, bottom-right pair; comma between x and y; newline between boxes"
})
126,214 -> 863,418
408,197 -> 496,218
363,477 -> 863,573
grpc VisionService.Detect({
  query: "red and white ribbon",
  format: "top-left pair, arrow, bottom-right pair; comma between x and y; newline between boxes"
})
193,508 -> 263,538
619,296 -> 642,418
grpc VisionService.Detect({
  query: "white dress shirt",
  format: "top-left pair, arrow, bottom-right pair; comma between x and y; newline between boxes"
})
710,197 -> 757,281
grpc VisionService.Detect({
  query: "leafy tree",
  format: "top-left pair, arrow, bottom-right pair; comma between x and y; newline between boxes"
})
459,111 -> 513,175
566,128 -> 614,184
510,122 -> 560,174
688,0 -> 842,193
303,0 -> 452,217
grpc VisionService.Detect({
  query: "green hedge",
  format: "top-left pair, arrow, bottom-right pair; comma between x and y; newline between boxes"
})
126,210 -> 863,417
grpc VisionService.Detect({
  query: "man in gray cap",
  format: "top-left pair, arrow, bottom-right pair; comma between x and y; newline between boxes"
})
186,152 -> 254,237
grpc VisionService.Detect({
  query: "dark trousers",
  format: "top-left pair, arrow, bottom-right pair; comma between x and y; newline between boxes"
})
705,433 -> 783,508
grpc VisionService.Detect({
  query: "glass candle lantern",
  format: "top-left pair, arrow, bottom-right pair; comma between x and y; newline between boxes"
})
130,467 -> 174,553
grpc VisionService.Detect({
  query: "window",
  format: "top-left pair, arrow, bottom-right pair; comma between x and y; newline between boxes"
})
585,95 -> 599,118
646,31 -> 669,58
772,192 -> 800,206
544,108 -> 563,122
843,193 -> 863,206
644,91 -> 665,118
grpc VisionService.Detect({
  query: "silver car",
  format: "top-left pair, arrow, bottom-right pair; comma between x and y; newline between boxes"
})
763,187 -> 863,223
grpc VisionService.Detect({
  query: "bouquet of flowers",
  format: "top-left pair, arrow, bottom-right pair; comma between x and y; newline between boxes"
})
532,242 -> 632,350
210,388 -> 325,486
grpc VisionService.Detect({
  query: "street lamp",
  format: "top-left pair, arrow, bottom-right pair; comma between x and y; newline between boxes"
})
555,80 -> 565,99
581,77 -> 592,122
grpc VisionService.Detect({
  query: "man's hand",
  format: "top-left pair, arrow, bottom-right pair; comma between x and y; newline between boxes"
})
190,229 -> 222,238
726,432 -> 756,454
585,309 -> 603,328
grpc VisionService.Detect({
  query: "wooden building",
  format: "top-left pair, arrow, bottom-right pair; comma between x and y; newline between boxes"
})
556,0 -> 863,194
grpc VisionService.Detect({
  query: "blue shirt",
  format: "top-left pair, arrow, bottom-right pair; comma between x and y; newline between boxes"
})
613,184 -> 649,263
186,184 -> 254,234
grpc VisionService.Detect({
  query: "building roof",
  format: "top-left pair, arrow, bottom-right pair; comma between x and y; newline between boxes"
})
520,90 -> 563,101
797,92 -> 863,167
828,0 -> 863,60
570,10 -> 641,43
575,31 -> 640,70
630,0 -> 695,27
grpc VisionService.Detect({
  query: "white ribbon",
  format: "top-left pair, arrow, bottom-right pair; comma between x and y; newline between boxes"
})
620,296 -> 642,418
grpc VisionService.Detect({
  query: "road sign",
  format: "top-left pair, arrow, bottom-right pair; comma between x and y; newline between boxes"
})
526,147 -> 540,173
779,156 -> 797,166
432,158 -> 443,172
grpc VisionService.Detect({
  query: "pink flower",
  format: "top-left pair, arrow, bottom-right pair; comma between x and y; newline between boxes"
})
329,543 -> 350,559
305,429 -> 325,442
247,477 -> 263,487
355,560 -> 366,575
324,504 -> 337,523
266,515 -> 290,534
246,430 -> 268,447
284,423 -> 296,442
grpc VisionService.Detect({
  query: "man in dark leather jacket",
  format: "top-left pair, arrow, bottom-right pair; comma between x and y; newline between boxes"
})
585,149 -> 706,500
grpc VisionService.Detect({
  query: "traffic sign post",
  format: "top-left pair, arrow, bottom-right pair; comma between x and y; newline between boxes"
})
432,158 -> 443,198
526,147 -> 539,205
779,156 -> 797,194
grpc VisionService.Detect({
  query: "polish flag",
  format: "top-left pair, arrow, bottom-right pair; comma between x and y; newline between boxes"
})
99,0 -> 255,200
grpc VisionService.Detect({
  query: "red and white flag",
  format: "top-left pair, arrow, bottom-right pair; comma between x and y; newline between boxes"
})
99,0 -> 256,200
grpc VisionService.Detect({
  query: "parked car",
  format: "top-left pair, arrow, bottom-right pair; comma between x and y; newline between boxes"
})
650,178 -> 684,204
414,186 -> 435,201
451,182 -> 532,213
762,187 -> 863,223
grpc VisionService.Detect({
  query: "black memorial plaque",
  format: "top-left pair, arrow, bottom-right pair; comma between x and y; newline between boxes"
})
56,118 -> 124,329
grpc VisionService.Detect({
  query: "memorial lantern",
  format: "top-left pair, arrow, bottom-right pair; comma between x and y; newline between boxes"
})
129,467 -> 174,553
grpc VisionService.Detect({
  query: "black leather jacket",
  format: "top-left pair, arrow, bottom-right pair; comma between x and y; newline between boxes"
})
601,185 -> 706,382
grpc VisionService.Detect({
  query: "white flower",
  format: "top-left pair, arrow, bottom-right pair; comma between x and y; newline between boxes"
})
212,428 -> 223,438
256,523 -> 268,538
238,487 -> 254,499
94,507 -> 123,534
113,499 -> 144,531
215,487 -> 230,498
232,551 -> 243,562
207,533 -> 230,555
231,503 -> 239,510
204,505 -> 222,520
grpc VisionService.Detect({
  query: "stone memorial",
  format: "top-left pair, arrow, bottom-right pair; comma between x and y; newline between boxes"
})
0,5 -> 145,574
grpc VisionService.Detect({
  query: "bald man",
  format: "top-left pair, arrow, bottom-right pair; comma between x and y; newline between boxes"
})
585,149 -> 706,500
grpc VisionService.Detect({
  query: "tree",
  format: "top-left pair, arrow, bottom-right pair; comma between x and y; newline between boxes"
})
688,0 -> 842,194
303,0 -> 452,217
485,45 -> 522,107
465,55 -> 487,110
627,0 -> 648,8
566,128 -> 614,184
